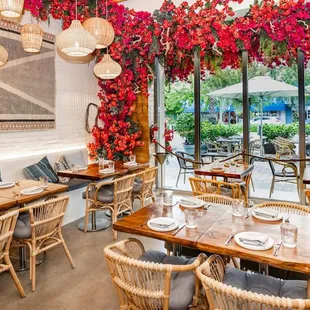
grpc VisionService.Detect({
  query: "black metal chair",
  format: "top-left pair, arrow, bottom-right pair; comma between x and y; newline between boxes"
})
175,151 -> 194,187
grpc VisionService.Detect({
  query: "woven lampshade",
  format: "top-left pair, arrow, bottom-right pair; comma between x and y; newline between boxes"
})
56,20 -> 96,57
21,24 -> 44,53
94,54 -> 122,79
0,45 -> 8,67
0,0 -> 24,17
83,17 -> 115,49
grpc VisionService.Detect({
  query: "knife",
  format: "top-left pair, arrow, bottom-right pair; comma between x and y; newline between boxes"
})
172,223 -> 186,236
273,241 -> 282,256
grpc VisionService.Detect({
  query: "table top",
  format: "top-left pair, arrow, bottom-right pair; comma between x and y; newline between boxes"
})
57,163 -> 149,181
195,163 -> 254,179
114,197 -> 310,274
0,180 -> 68,205
0,197 -> 17,210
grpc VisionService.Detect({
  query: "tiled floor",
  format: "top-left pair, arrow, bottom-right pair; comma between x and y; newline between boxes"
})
163,155 -> 300,202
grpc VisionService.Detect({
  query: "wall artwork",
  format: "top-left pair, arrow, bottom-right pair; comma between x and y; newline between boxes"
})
0,20 -> 55,132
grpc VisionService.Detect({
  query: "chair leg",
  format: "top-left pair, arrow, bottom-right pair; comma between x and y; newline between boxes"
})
4,255 -> 26,298
31,254 -> 36,292
112,209 -> 117,240
60,238 -> 76,269
183,170 -> 186,184
269,176 -> 275,198
84,207 -> 89,233
251,177 -> 255,192
176,169 -> 181,187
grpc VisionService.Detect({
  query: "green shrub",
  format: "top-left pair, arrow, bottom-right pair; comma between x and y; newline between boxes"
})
174,113 -> 195,144
262,123 -> 298,141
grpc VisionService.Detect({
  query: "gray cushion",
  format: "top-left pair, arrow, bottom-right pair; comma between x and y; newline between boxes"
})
139,250 -> 196,310
14,214 -> 31,239
82,185 -> 114,203
23,156 -> 59,183
62,178 -> 90,191
132,183 -> 142,194
64,151 -> 86,169
223,266 -> 307,299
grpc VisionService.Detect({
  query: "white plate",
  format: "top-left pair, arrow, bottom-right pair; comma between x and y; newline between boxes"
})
235,232 -> 274,251
251,208 -> 283,222
147,217 -> 179,232
78,166 -> 88,171
179,198 -> 205,209
20,187 -> 43,195
99,169 -> 115,174
0,182 -> 15,189
124,162 -> 138,167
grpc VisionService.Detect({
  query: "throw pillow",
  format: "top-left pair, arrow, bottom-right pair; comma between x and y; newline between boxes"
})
54,156 -> 71,183
64,151 -> 86,169
23,156 -> 59,183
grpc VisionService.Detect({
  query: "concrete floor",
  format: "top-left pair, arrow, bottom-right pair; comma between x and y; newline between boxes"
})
0,212 -> 164,310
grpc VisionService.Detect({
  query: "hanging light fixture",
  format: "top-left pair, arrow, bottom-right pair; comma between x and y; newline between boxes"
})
93,0 -> 122,79
0,0 -> 24,18
83,0 -> 115,49
0,45 -> 8,67
56,0 -> 96,57
21,24 -> 44,53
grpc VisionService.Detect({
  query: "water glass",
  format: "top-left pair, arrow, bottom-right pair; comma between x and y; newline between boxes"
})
98,156 -> 105,169
163,190 -> 173,206
39,176 -> 48,188
71,164 -> 79,173
108,161 -> 115,171
184,209 -> 198,229
232,199 -> 244,217
129,154 -> 136,163
281,222 -> 298,248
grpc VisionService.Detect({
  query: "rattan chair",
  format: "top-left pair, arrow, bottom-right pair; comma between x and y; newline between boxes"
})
305,189 -> 310,205
132,167 -> 157,209
197,255 -> 310,310
85,174 -> 136,240
104,238 -> 207,310
254,201 -> 310,215
12,196 -> 75,292
189,177 -> 241,199
0,210 -> 25,297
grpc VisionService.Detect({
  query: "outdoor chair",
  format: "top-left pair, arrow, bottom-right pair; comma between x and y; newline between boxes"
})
273,137 -> 295,159
0,210 -> 25,298
189,177 -> 241,199
175,151 -> 194,187
12,196 -> 75,292
263,142 -> 277,156
132,166 -> 157,209
84,174 -> 136,240
104,238 -> 207,310
268,160 -> 299,198
249,139 -> 261,156
196,254 -> 310,310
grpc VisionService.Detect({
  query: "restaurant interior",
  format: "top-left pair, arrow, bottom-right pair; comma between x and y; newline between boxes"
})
0,0 -> 310,309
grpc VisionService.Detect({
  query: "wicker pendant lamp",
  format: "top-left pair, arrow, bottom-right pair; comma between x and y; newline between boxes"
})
93,0 -> 121,79
0,0 -> 24,17
0,45 -> 8,67
56,0 -> 96,57
21,24 -> 44,53
83,0 -> 115,49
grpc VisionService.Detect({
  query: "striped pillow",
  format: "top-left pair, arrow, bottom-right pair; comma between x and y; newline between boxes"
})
23,156 -> 59,183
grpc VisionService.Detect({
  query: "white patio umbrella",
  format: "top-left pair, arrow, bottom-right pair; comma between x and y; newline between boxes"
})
208,76 -> 299,153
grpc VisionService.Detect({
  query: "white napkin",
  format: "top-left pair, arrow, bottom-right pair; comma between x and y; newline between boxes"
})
180,199 -> 197,206
23,186 -> 41,193
239,233 -> 269,245
253,209 -> 279,218
0,182 -> 13,187
124,161 -> 137,167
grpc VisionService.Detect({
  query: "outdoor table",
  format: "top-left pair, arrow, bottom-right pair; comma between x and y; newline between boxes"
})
189,152 -> 232,162
217,138 -> 242,153
114,197 -> 310,274
0,197 -> 16,211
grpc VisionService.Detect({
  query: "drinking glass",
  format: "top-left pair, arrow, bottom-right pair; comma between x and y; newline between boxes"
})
184,209 -> 198,229
163,190 -> 173,206
230,161 -> 236,172
98,156 -> 105,169
232,199 -> 244,217
281,222 -> 298,248
108,161 -> 115,171
129,154 -> 136,163
71,164 -> 79,173
39,176 -> 48,188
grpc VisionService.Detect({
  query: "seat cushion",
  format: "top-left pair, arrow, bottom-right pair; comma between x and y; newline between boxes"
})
14,213 -> 31,239
139,250 -> 196,310
82,184 -> 114,203
23,156 -> 59,183
223,266 -> 307,299
62,178 -> 90,191
64,151 -> 86,169
132,182 -> 142,194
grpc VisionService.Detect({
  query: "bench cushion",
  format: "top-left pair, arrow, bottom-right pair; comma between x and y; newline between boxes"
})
139,250 -> 196,310
62,178 -> 91,191
223,266 -> 307,299
23,156 -> 59,183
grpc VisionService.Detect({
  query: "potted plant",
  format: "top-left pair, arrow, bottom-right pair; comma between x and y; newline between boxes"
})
174,113 -> 195,152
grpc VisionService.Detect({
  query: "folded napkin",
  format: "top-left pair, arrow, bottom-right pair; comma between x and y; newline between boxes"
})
239,233 -> 269,246
124,161 -> 137,167
180,199 -> 197,206
24,186 -> 41,193
253,209 -> 279,218
0,182 -> 13,187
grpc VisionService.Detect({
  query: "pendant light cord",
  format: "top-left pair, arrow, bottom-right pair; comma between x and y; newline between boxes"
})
106,0 -> 109,54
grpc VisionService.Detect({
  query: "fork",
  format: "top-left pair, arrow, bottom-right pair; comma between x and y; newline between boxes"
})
140,214 -> 155,227
273,241 -> 282,256
225,234 -> 235,246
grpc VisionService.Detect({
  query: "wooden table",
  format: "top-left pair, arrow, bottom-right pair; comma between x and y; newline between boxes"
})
195,163 -> 254,180
0,180 -> 68,206
114,197 -> 310,274
0,197 -> 17,210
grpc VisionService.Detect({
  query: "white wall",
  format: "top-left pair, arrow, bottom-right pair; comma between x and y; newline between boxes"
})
0,12 -> 100,161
